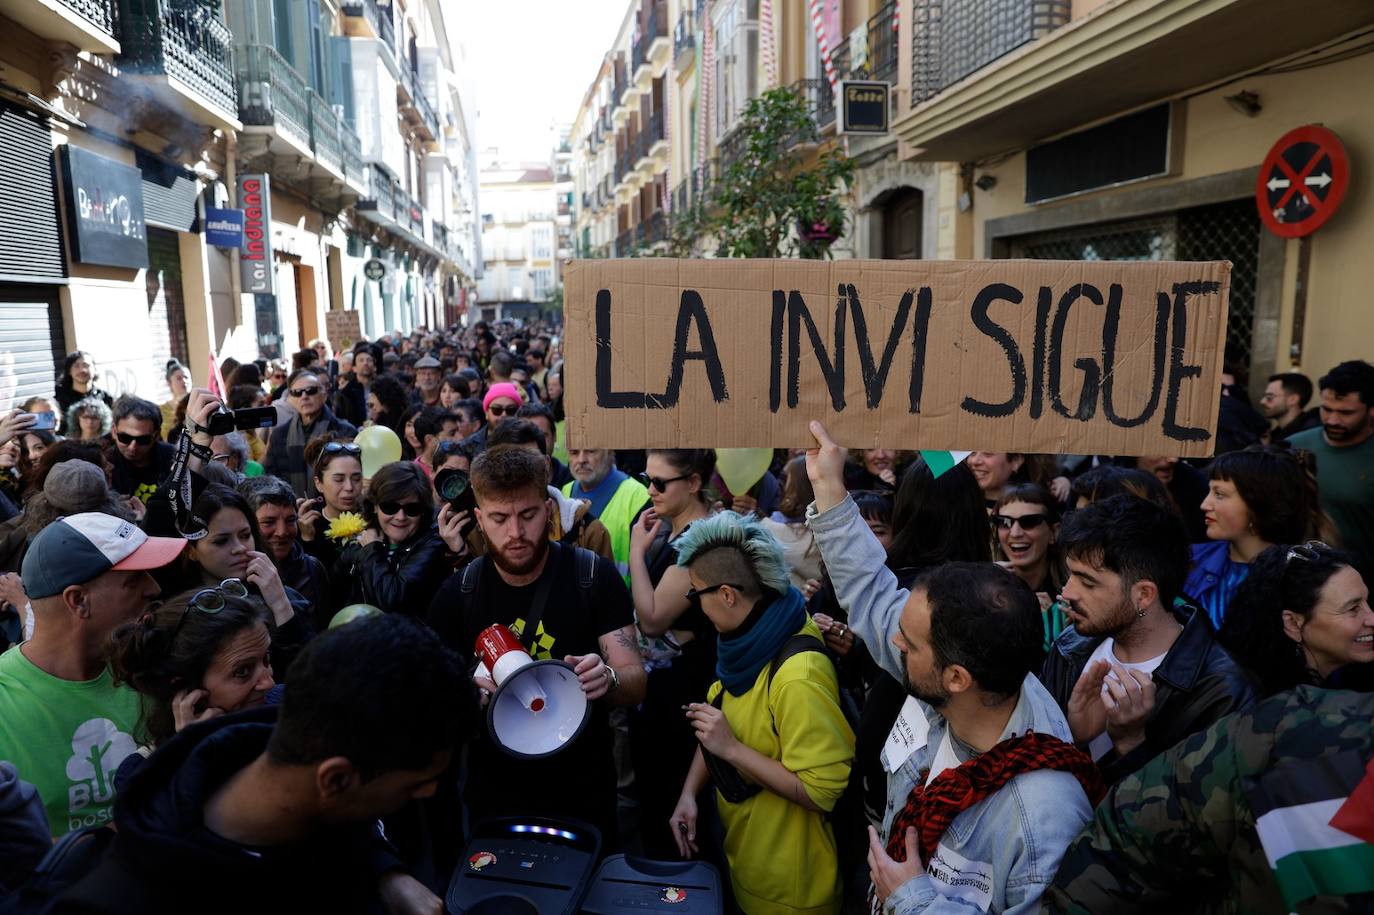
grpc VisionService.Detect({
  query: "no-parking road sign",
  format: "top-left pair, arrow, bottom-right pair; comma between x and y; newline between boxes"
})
1256,125 -> 1350,238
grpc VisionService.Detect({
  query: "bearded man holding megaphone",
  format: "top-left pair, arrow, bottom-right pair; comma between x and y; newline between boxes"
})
427,445 -> 646,851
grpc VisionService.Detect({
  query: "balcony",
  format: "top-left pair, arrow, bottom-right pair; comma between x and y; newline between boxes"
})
308,90 -> 343,175
642,211 -> 666,247
897,0 -> 1372,162
400,66 -> 440,142
790,78 -> 835,138
340,121 -> 367,194
6,0 -> 119,53
341,0 -> 395,55
866,1 -> 898,83
615,228 -> 634,257
673,8 -> 695,68
114,0 -> 240,132
360,166 -> 397,221
237,44 -> 311,155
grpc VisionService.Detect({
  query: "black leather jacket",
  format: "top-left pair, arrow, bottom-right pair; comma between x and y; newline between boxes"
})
1040,598 -> 1258,784
336,527 -> 453,617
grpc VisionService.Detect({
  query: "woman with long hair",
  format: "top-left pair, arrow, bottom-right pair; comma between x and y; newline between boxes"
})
1219,542 -> 1373,696
107,585 -> 276,747
54,351 -> 113,433
366,374 -> 409,435
163,485 -> 309,676
760,455 -> 822,590
1187,445 -> 1327,628
296,437 -> 365,593
626,448 -> 718,859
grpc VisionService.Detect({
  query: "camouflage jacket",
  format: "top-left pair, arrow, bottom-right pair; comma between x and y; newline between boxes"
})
1043,687 -> 1374,915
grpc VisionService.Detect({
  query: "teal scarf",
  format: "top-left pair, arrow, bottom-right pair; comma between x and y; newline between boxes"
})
716,586 -> 808,696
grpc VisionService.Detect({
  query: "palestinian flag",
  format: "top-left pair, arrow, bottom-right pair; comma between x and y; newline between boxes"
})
920,451 -> 971,480
1247,749 -> 1374,909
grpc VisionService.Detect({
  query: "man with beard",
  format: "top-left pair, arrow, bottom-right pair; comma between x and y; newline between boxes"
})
1259,371 -> 1321,442
1290,360 -> 1374,582
412,355 -> 444,408
562,448 -> 650,583
1041,494 -> 1256,785
426,446 -> 645,847
805,421 -> 1102,914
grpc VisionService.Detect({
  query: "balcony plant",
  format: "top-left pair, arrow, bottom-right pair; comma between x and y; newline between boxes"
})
705,86 -> 854,259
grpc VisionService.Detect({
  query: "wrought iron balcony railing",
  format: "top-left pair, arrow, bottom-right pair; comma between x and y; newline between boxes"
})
341,120 -> 365,187
59,0 -> 115,35
868,0 -> 898,83
308,90 -> 343,173
673,9 -> 695,62
115,0 -> 237,118
237,44 -> 309,148
362,166 -> 396,221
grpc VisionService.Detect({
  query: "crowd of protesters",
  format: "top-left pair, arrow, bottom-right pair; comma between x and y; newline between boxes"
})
0,328 -> 1371,914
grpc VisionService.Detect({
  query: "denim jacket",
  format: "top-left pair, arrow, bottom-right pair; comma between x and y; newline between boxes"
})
808,496 -> 1094,914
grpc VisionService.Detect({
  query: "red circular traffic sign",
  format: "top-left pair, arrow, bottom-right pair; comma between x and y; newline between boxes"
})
1256,125 -> 1350,238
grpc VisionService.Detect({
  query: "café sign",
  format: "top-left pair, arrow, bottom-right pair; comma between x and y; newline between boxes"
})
59,145 -> 148,269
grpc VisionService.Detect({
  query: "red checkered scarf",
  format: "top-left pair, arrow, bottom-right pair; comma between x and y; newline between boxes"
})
885,730 -> 1106,865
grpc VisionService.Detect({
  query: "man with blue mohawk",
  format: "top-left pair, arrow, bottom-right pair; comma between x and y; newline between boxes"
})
669,510 -> 855,915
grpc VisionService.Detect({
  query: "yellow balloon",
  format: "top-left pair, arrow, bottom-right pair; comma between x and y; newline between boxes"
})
329,604 -> 383,629
716,448 -> 774,496
355,424 -> 402,478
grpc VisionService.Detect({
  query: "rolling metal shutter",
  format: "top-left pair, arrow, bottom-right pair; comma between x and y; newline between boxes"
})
0,289 -> 65,409
145,228 -> 189,402
0,102 -> 64,283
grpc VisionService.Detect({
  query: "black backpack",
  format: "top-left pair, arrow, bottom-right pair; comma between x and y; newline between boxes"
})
0,825 -> 116,914
701,634 -> 867,889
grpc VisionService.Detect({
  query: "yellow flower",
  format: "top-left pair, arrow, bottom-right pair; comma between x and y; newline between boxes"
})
326,511 -> 367,543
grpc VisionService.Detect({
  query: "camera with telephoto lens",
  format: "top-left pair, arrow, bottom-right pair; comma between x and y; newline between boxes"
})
203,406 -> 278,436
434,468 -> 477,514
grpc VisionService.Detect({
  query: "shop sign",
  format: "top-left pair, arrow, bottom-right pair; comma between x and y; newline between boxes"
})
204,208 -> 244,249
59,145 -> 148,269
238,174 -> 274,294
364,258 -> 387,281
1256,125 -> 1350,238
839,81 -> 890,135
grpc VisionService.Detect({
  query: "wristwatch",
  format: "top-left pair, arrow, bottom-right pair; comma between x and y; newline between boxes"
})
605,665 -> 620,693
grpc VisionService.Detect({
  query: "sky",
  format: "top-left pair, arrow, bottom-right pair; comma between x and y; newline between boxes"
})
465,0 -> 630,162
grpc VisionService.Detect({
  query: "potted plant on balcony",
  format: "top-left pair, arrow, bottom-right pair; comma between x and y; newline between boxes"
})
705,86 -> 854,260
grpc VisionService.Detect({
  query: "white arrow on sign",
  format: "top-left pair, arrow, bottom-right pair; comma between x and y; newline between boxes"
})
1305,173 -> 1332,189
1267,176 -> 1291,192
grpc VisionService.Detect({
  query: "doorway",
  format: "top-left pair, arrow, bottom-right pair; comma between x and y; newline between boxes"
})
881,188 -> 923,259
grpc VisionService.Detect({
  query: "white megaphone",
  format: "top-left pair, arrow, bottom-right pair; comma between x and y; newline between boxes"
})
475,624 -> 591,760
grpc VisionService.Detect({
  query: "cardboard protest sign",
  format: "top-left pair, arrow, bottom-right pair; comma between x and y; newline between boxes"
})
325,309 -> 362,350
563,258 -> 1231,457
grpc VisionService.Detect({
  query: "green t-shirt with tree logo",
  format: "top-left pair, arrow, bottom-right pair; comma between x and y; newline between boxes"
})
0,645 -> 141,837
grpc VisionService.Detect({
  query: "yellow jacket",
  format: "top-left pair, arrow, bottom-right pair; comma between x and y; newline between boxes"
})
707,616 -> 854,915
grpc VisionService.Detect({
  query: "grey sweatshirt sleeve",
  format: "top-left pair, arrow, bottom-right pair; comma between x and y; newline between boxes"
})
806,495 -> 910,684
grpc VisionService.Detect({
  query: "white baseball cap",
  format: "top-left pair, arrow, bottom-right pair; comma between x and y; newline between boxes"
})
21,512 -> 185,598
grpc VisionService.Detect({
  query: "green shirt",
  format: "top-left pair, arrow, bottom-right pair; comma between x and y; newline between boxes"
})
1288,428 -> 1374,577
0,645 -> 142,837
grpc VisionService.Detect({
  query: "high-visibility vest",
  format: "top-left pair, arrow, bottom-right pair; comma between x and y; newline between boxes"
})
563,475 -> 649,584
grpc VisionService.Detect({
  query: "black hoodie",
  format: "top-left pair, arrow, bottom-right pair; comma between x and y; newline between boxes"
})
54,708 -> 404,915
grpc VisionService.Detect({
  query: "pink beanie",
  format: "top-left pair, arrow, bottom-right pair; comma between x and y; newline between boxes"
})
483,382 -> 525,412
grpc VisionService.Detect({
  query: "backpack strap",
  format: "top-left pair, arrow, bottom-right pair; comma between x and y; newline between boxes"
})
459,555 -> 485,595
574,544 -> 598,592
766,633 -> 828,690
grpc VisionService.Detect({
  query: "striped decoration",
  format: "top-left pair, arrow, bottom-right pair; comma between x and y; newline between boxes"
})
664,46 -> 674,214
759,0 -> 777,89
697,2 -> 714,181
809,0 -> 838,87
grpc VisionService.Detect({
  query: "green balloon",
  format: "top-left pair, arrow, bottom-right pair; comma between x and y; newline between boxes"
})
328,604 -> 384,629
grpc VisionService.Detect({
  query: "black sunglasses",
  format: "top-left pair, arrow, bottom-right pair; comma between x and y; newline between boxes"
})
991,513 -> 1053,531
116,432 -> 154,446
638,472 -> 690,492
289,385 -> 322,398
378,501 -> 426,517
314,441 -> 361,471
487,403 -> 519,417
169,579 -> 249,645
685,582 -> 742,605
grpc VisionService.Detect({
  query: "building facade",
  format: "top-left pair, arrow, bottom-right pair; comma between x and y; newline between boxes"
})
571,0 -> 1373,392
0,0 -> 479,411
475,150 -> 559,322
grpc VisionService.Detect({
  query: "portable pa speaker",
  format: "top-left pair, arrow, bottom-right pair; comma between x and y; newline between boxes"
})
476,624 -> 592,759
446,817 -> 600,915
580,854 -> 724,913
